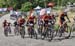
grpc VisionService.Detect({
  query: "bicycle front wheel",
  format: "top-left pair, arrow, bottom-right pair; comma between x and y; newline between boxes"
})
47,28 -> 54,41
63,26 -> 71,38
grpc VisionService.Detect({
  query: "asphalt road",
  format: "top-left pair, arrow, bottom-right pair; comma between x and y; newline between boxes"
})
0,14 -> 75,46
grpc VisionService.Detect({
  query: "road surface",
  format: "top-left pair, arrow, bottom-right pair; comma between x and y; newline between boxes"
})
0,14 -> 75,46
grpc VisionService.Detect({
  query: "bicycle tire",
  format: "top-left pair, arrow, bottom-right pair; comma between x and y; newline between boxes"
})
47,28 -> 54,41
65,26 -> 71,38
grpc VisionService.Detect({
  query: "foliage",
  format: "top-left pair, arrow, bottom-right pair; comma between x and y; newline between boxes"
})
0,0 -> 75,11
21,2 -> 32,12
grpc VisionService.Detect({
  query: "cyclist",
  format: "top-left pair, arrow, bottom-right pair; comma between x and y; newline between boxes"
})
17,16 -> 25,32
17,16 -> 25,27
27,8 -> 36,26
39,9 -> 46,21
48,13 -> 54,24
27,13 -> 36,27
17,16 -> 26,38
41,13 -> 49,34
26,9 -> 37,38
8,22 -> 11,34
58,11 -> 71,33
3,20 -> 9,36
3,20 -> 8,28
50,12 -> 56,25
14,20 -> 19,35
59,11 -> 70,27
3,20 -> 8,31
37,9 -> 46,34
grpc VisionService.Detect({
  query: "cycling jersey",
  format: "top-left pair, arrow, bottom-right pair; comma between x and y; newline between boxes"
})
49,15 -> 53,20
41,15 -> 49,25
59,13 -> 67,26
60,13 -> 67,21
3,20 -> 8,27
28,16 -> 35,21
28,16 -> 35,24
3,21 -> 8,27
17,18 -> 25,26
43,15 -> 49,21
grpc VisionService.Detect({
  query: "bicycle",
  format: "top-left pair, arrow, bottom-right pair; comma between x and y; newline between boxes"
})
38,21 -> 43,34
14,25 -> 19,35
41,20 -> 55,41
56,21 -> 71,38
4,26 -> 9,37
4,24 -> 12,37
27,23 -> 37,39
19,25 -> 25,39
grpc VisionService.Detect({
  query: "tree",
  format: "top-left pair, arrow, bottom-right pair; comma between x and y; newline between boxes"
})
0,0 -> 75,11
21,2 -> 32,12
0,0 -> 7,7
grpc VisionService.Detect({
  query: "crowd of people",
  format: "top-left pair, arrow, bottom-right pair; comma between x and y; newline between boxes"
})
2,8 -> 71,36
2,3 -> 72,40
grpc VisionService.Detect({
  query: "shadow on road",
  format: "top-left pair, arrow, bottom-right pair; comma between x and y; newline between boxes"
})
8,35 -> 15,37
69,36 -> 75,39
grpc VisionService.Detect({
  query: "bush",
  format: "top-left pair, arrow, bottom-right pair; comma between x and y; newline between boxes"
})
21,2 -> 32,12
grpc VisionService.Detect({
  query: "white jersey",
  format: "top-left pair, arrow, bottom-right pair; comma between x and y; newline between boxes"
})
10,10 -> 14,15
40,9 -> 46,16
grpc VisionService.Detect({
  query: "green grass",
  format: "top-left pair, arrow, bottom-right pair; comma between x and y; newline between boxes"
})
54,24 -> 59,31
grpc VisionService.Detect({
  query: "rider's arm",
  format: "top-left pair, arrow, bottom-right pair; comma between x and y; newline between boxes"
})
51,15 -> 56,22
65,15 -> 70,22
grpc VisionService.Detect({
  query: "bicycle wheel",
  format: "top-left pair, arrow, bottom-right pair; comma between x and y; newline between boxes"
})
14,27 -> 19,35
61,25 -> 71,38
34,31 -> 38,39
65,26 -> 71,38
38,26 -> 42,34
55,26 -> 64,37
59,27 -> 64,37
41,26 -> 49,40
4,26 -> 9,37
4,30 -> 8,37
28,28 -> 34,38
20,26 -> 25,39
20,31 -> 25,38
47,28 -> 54,41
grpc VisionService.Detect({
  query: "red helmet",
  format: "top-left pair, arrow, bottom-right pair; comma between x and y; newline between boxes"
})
48,2 -> 55,7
